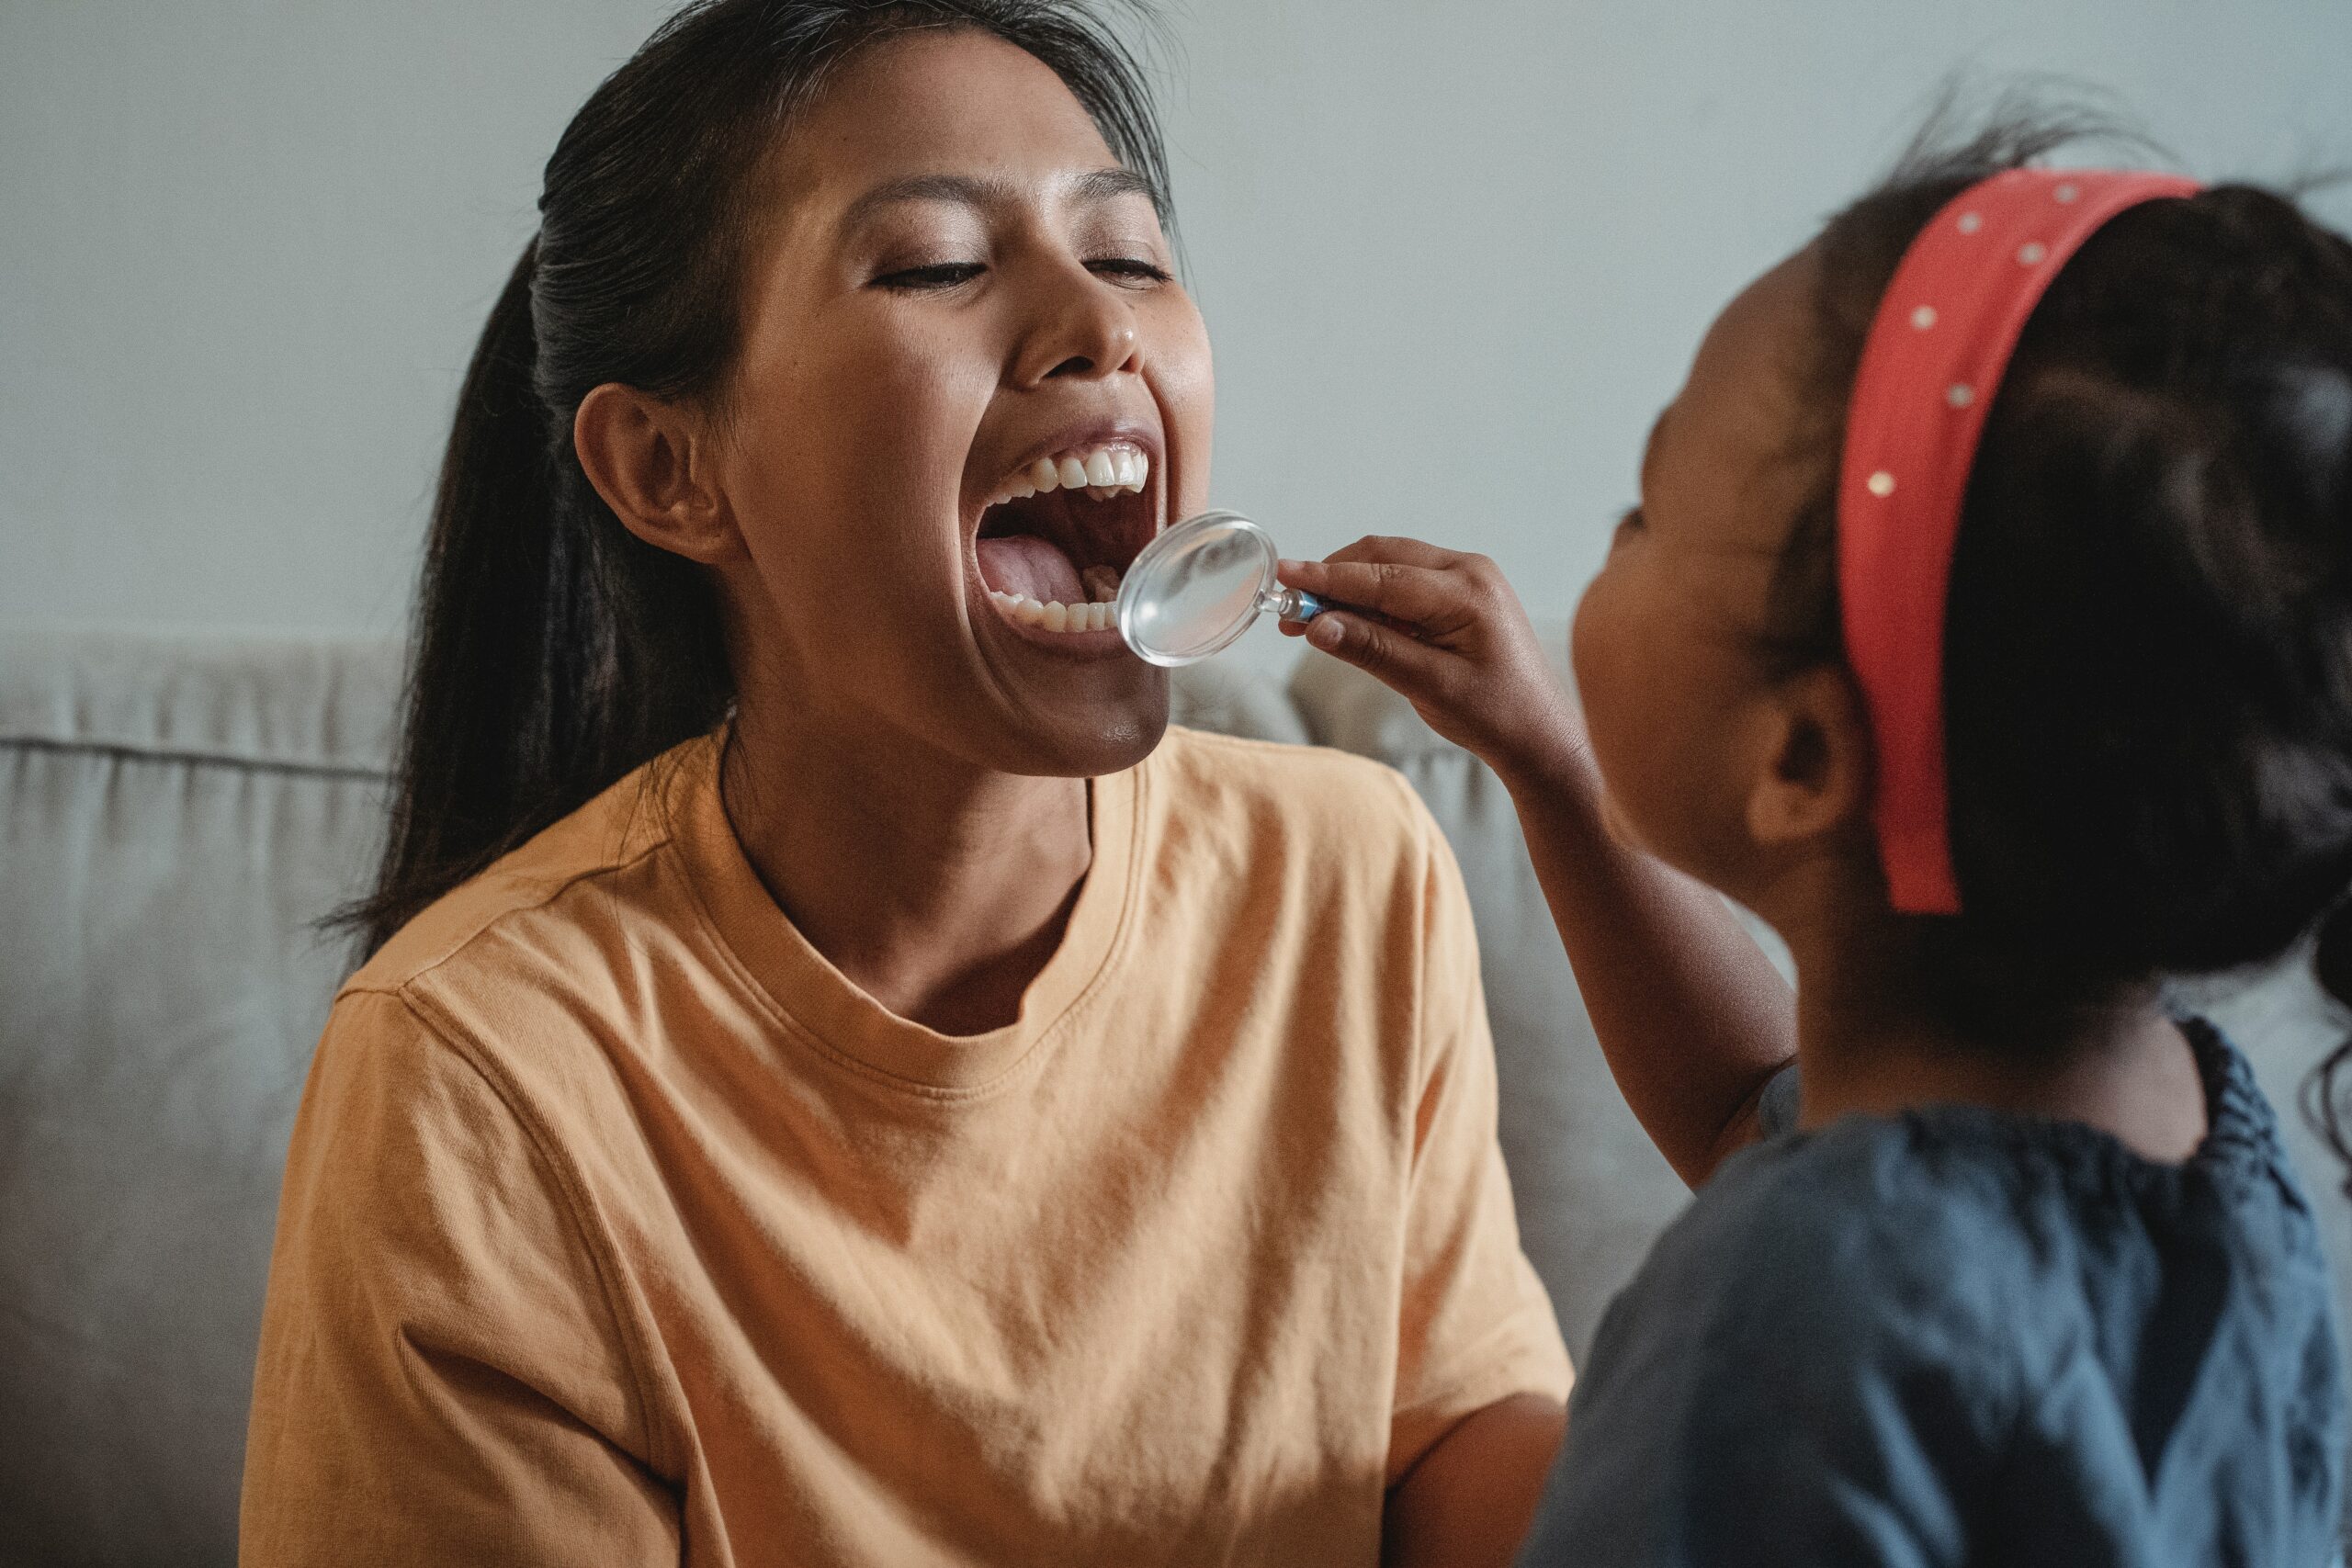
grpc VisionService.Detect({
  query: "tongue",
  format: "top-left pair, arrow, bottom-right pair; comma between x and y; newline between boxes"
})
977,534 -> 1085,604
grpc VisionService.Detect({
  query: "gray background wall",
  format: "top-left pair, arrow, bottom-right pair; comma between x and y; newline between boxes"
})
6,0 -> 2352,669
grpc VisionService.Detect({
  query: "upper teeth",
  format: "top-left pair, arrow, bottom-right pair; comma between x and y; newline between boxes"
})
989,444 -> 1149,506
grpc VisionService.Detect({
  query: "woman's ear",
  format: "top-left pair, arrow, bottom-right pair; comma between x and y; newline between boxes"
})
1744,664 -> 1873,850
573,381 -> 741,564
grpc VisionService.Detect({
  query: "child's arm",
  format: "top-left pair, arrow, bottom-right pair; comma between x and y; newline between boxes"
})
1281,537 -> 1793,1185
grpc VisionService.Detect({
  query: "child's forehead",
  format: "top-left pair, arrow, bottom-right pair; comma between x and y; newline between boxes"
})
1686,249 -> 1818,446
1653,246 -> 1826,552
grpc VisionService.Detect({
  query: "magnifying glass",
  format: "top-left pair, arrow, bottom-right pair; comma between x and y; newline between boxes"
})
1114,510 -> 1325,668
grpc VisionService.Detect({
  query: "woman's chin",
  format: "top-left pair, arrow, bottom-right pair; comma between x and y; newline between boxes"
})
984,675 -> 1171,779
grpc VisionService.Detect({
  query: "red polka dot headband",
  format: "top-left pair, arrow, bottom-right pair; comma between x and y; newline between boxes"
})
1838,167 -> 2202,915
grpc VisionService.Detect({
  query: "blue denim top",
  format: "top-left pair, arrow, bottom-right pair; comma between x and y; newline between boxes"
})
1518,1021 -> 2345,1566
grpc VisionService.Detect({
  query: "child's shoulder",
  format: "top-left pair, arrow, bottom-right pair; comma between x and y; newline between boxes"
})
1588,1111 -> 2123,1431
1616,1041 -> 2311,1404
1547,1033 -> 2343,1565
1557,1119 -> 2037,1524
1664,1117 -> 2040,1352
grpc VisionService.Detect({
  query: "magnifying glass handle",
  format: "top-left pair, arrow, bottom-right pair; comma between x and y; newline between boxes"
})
1260,585 -> 1326,625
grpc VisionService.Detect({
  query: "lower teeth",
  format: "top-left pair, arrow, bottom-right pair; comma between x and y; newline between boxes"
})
989,591 -> 1118,633
1080,565 -> 1122,604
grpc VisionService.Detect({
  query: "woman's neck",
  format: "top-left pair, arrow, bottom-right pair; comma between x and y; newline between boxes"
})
722,694 -> 1093,1038
1779,896 -> 2209,1164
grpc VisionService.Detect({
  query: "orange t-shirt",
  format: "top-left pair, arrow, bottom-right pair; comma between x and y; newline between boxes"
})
239,727 -> 1570,1567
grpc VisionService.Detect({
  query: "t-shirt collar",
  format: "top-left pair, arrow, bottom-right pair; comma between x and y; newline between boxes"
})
671,731 -> 1141,1096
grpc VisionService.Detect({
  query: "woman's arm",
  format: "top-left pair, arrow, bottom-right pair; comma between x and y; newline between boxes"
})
1384,1393 -> 1566,1568
1283,540 -> 1794,1184
242,989 -> 677,1564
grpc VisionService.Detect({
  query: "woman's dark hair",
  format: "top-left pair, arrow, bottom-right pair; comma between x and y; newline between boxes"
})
1761,99 -> 2352,1156
342,0 -> 1171,955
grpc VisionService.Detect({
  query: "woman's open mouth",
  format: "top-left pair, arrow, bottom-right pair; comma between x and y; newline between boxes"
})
973,441 -> 1158,638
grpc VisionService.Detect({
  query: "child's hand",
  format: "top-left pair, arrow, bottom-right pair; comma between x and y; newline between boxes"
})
1279,537 -> 1585,790
1286,537 -> 1794,1190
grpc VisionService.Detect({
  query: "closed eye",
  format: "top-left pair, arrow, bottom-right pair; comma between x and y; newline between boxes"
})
1087,257 -> 1172,287
873,262 -> 986,292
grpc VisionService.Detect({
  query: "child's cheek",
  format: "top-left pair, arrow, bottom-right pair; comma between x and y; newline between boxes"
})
1569,573 -> 1640,808
1572,558 -> 1690,868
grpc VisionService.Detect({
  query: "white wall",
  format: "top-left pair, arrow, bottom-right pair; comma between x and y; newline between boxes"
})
6,1 -> 2352,663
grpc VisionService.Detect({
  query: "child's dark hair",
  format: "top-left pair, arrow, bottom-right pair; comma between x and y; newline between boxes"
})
1763,105 -> 2352,1151
340,0 -> 1170,957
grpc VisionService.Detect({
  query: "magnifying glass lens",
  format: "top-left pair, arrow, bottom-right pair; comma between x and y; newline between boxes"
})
1114,511 -> 1317,667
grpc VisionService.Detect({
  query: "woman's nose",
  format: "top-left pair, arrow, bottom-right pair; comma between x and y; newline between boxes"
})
1013,268 -> 1141,386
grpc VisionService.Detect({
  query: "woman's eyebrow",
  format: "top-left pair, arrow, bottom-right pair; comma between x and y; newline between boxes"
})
838,167 -> 1155,232
1067,167 -> 1157,207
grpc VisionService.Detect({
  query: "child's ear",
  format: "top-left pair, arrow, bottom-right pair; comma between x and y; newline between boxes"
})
1744,665 -> 1872,849
573,382 -> 742,565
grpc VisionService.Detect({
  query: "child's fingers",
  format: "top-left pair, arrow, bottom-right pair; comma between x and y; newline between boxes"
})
1278,558 -> 1464,631
1305,609 -> 1454,697
1325,535 -> 1466,571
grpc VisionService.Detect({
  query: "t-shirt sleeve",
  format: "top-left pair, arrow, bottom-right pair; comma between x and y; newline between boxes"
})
239,987 -> 678,1566
1387,788 -> 1576,1481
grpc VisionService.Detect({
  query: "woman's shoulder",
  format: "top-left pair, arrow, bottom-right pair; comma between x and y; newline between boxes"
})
1139,728 -> 1468,933
1148,726 -> 1433,850
314,750 -> 713,1179
345,738 -> 711,1008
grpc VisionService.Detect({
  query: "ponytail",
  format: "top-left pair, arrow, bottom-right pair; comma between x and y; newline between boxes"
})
339,237 -> 729,956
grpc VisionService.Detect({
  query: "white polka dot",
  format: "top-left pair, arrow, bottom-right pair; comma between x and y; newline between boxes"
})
2018,242 -> 2049,265
2054,183 -> 2081,204
1958,211 -> 1984,234
1910,305 -> 1938,330
1868,470 -> 1897,498
1947,383 -> 1975,408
